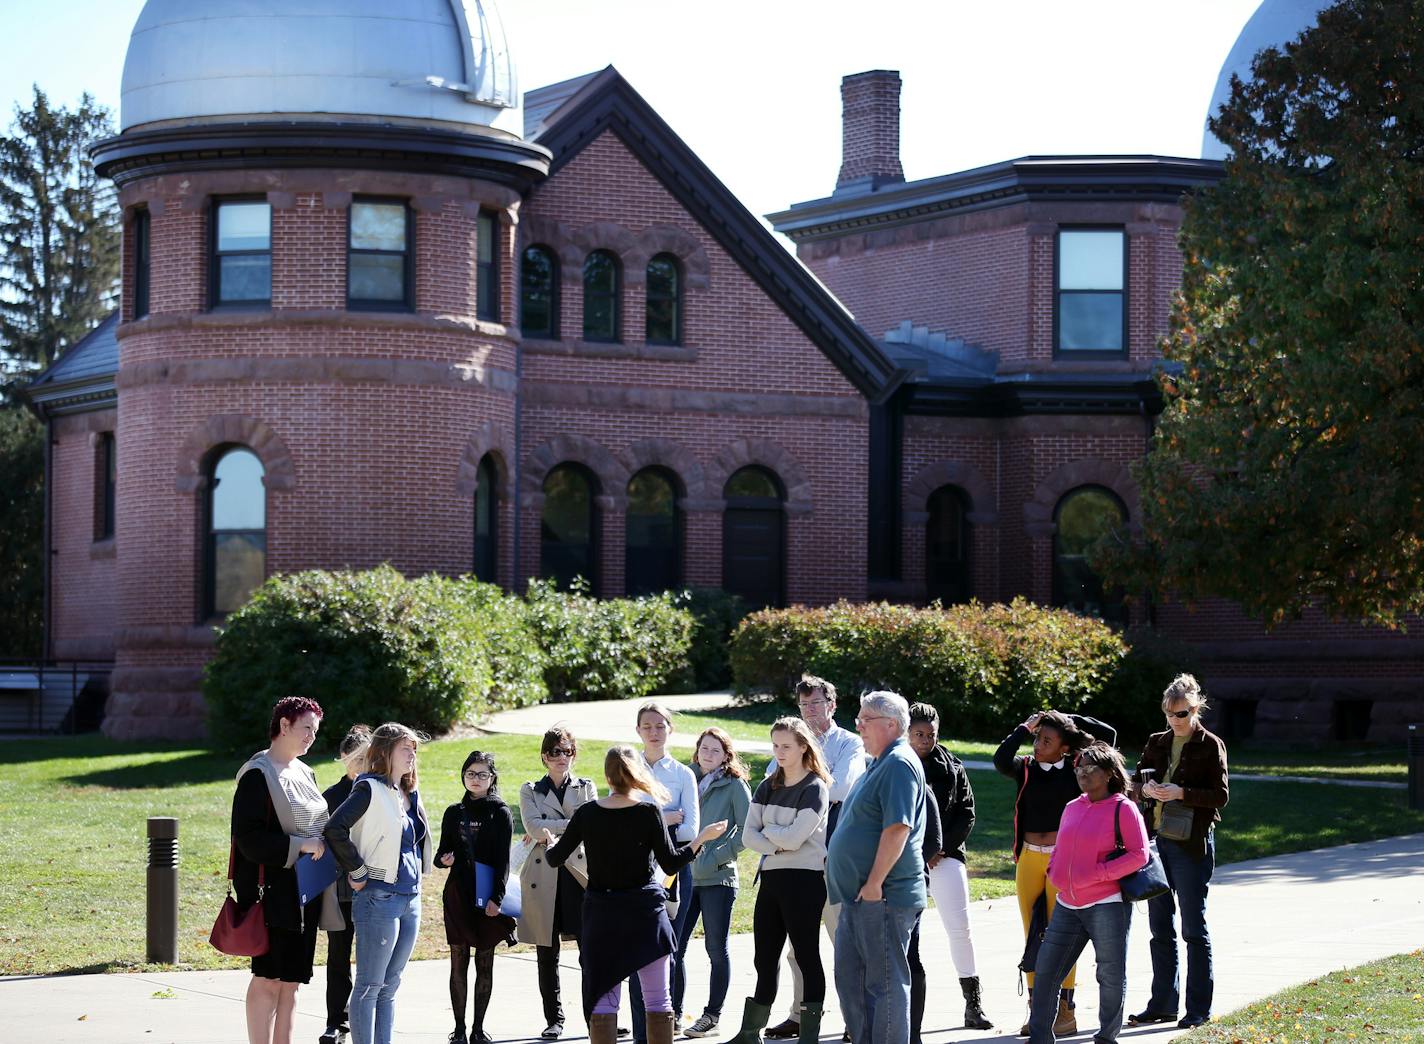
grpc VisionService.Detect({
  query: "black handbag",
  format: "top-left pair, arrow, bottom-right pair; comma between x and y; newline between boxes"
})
1108,800 -> 1170,902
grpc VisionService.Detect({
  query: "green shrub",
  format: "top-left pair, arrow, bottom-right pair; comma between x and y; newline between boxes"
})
422,575 -> 549,713
203,566 -> 537,746
524,579 -> 695,701
1097,629 -> 1203,745
673,587 -> 751,691
729,599 -> 1128,739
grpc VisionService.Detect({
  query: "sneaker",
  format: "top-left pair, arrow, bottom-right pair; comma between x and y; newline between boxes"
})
318,1029 -> 344,1044
541,1023 -> 564,1041
684,1015 -> 718,1038
764,1019 -> 800,1040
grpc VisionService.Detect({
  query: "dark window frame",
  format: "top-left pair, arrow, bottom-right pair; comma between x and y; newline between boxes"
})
132,208 -> 150,320
624,466 -> 684,596
1051,484 -> 1129,627
202,444 -> 268,621
540,462 -> 601,592
925,484 -> 971,605
473,454 -> 499,583
644,253 -> 683,346
94,432 -> 116,542
722,466 -> 787,610
1053,226 -> 1128,358
477,210 -> 500,322
582,249 -> 621,343
209,197 -> 273,310
520,244 -> 560,339
347,197 -> 414,312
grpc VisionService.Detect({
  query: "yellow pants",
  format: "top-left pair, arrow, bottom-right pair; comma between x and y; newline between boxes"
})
1015,846 -> 1076,989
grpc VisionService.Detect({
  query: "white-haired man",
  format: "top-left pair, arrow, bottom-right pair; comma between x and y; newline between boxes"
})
826,691 -> 927,1044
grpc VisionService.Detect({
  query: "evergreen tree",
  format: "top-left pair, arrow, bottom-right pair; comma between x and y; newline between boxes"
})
0,86 -> 119,375
1120,0 -> 1424,627
0,403 -> 44,658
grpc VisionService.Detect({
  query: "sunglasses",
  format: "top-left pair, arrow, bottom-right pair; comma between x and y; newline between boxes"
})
547,748 -> 575,758
1165,709 -> 1193,720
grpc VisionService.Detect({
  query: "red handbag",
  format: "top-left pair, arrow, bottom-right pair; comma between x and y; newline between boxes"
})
210,842 -> 270,956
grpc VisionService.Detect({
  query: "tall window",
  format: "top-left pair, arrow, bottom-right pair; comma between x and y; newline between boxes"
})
132,209 -> 150,319
645,254 -> 681,345
541,464 -> 598,590
925,485 -> 970,605
521,245 -> 558,338
626,468 -> 680,595
582,250 -> 620,342
94,433 -> 116,541
473,455 -> 498,582
1052,485 -> 1127,625
348,199 -> 411,309
205,447 -> 267,617
723,466 -> 785,609
1056,229 -> 1125,353
211,200 -> 272,306
477,211 -> 499,322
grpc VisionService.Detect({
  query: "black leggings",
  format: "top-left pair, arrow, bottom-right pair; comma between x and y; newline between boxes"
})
450,944 -> 495,1034
753,868 -> 827,1007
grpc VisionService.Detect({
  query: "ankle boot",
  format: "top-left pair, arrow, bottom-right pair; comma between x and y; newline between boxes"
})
795,1003 -> 822,1044
1018,988 -> 1032,1037
720,998 -> 773,1044
1053,994 -> 1077,1037
910,970 -> 927,1044
646,1011 -> 676,1044
959,977 -> 993,1031
591,1014 -> 620,1044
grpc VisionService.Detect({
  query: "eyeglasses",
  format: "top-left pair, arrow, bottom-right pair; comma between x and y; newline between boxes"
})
463,770 -> 493,781
797,698 -> 829,709
1165,709 -> 1193,720
546,748 -> 575,759
855,714 -> 890,727
1073,763 -> 1104,776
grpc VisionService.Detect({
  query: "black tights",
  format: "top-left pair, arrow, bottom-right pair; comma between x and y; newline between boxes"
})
450,944 -> 495,1033
752,868 -> 827,1007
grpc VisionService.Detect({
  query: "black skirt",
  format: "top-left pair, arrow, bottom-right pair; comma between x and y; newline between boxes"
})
251,895 -> 321,983
580,883 -> 675,1017
443,873 -> 517,950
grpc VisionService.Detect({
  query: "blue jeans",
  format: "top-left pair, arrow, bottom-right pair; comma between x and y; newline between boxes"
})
350,888 -> 421,1044
1028,901 -> 1131,1044
1147,833 -> 1215,1019
674,884 -> 737,1018
632,862 -> 694,1041
833,899 -> 919,1044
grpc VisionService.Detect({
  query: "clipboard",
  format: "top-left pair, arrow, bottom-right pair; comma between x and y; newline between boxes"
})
475,861 -> 522,918
296,846 -> 340,906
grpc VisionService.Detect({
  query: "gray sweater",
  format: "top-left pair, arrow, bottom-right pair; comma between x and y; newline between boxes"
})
743,772 -> 829,872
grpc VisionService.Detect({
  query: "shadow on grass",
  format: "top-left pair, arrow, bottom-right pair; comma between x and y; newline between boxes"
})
58,749 -> 235,789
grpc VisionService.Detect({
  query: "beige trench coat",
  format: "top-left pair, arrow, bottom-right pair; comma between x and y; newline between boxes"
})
516,774 -> 596,946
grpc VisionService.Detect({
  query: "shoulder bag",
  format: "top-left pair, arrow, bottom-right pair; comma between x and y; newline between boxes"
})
1107,799 -> 1170,903
1156,799 -> 1195,842
210,842 -> 270,956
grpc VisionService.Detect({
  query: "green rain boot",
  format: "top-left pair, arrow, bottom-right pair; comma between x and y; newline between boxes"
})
795,1003 -> 823,1044
720,998 -> 773,1044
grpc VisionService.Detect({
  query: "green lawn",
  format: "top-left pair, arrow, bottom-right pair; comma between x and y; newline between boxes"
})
1181,950 -> 1424,1042
2,732 -> 1422,977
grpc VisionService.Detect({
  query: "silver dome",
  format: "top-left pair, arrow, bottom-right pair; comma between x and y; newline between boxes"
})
120,0 -> 520,135
1201,0 -> 1330,158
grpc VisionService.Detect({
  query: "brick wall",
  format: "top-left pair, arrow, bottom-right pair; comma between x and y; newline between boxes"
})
49,410 -> 119,659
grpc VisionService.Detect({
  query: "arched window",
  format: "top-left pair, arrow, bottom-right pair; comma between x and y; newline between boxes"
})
473,454 -> 499,583
205,446 -> 266,617
722,466 -> 785,609
521,245 -> 558,338
926,485 -> 971,605
645,253 -> 681,345
1053,485 -> 1128,625
541,463 -> 599,590
626,468 -> 681,595
582,250 -> 620,342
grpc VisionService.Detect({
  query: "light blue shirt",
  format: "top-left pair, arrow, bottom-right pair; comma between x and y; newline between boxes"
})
765,721 -> 866,805
640,752 -> 700,843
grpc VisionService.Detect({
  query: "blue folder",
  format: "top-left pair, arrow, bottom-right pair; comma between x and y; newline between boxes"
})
474,861 -> 522,919
296,846 -> 340,906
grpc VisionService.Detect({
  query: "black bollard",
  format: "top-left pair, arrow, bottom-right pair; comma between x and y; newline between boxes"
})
147,817 -> 179,964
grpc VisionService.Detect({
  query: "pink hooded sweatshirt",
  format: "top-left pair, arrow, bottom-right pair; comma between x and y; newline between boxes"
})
1047,793 -> 1150,907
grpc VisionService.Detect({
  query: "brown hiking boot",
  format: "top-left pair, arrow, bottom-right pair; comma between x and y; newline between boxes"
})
1053,998 -> 1077,1036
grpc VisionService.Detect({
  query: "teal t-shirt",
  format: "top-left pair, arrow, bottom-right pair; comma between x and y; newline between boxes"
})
825,736 -> 927,908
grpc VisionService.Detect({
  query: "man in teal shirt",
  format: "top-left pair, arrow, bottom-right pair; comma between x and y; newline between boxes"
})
826,691 -> 926,1044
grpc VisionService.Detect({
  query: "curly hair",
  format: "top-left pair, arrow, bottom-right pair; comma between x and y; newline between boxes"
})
268,696 -> 323,739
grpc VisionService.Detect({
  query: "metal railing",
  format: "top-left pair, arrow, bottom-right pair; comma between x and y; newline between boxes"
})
0,659 -> 112,733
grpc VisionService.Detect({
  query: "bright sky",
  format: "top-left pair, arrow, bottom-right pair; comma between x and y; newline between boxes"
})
1,0 -> 1264,228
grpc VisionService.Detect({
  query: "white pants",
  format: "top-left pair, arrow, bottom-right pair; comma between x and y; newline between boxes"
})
927,857 -> 978,978
785,900 -> 840,1018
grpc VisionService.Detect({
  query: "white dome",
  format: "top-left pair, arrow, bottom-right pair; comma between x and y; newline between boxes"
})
121,0 -> 521,136
1201,0 -> 1330,158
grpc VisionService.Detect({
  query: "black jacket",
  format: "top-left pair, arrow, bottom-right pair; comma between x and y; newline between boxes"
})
436,793 -> 515,910
1133,726 -> 1229,859
322,775 -> 356,902
920,744 -> 976,863
232,768 -> 303,931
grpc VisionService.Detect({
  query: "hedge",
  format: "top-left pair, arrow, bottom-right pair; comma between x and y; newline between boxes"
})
729,599 -> 1164,739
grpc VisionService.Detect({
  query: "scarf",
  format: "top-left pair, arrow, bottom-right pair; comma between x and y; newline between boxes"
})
697,765 -> 725,797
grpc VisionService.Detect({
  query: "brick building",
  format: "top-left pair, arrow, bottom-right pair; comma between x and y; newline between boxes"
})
26,1 -> 1422,741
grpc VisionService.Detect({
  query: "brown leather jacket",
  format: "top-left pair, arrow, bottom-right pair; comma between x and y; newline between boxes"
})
1133,726 -> 1228,859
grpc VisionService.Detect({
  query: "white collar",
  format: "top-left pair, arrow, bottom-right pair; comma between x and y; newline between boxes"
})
1036,757 -> 1066,772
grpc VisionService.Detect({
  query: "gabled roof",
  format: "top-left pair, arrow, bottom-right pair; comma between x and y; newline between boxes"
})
530,67 -> 903,402
25,312 -> 119,416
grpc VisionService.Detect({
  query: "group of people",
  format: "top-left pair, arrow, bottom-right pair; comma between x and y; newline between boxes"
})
228,672 -> 1228,1044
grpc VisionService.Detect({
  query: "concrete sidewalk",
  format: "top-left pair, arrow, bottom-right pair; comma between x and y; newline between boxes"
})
5,833 -> 1423,1044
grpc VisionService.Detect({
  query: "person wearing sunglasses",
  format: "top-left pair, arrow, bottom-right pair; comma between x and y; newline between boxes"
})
520,727 -> 599,1041
1127,675 -> 1229,1031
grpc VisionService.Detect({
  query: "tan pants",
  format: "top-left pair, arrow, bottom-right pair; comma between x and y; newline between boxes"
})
784,900 -> 840,1018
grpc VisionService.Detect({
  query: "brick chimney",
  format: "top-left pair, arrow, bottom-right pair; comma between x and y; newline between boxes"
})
837,70 -> 905,194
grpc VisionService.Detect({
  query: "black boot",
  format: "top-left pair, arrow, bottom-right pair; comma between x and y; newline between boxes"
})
960,976 -> 993,1031
910,970 -> 927,1044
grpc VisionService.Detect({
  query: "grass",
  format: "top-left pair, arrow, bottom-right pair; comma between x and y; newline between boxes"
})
1182,950 -> 1424,1042
2,731 -> 1423,977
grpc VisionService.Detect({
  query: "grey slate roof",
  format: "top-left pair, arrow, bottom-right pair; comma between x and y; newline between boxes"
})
25,312 -> 120,414
524,71 -> 601,141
